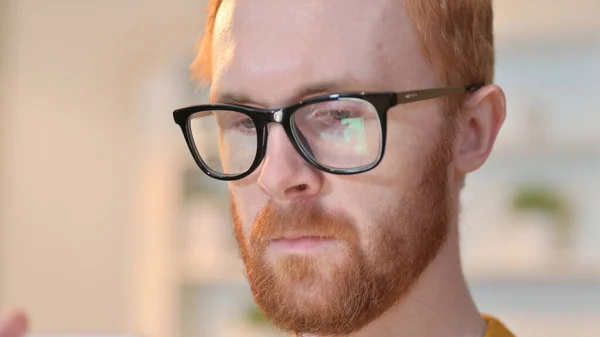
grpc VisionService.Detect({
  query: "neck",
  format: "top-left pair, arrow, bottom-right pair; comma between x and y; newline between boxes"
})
301,224 -> 486,337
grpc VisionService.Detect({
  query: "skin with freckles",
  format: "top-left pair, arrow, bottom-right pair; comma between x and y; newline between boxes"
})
205,0 -> 507,336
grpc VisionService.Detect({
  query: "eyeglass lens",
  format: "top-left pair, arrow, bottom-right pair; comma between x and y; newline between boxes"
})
187,97 -> 382,176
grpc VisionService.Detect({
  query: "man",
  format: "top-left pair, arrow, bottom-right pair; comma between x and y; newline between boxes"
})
172,0 -> 514,336
1,0 -> 514,336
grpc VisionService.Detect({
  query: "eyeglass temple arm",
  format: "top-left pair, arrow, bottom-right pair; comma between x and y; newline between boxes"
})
395,85 -> 482,104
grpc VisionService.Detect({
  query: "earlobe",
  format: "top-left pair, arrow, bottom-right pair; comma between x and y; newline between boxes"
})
454,85 -> 506,175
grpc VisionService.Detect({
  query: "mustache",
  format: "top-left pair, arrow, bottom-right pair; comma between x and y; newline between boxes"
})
249,201 -> 358,247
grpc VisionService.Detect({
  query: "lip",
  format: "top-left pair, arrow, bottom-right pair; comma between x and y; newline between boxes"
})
270,235 -> 335,252
274,233 -> 330,241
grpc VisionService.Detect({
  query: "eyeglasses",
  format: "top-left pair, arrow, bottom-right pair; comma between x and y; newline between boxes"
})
173,85 -> 481,181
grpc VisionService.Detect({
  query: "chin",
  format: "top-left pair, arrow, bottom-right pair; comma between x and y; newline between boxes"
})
270,249 -> 351,284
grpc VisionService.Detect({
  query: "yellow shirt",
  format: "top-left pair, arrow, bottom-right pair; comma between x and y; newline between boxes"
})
483,314 -> 516,337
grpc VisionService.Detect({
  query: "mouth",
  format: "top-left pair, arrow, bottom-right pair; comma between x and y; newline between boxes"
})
270,235 -> 336,252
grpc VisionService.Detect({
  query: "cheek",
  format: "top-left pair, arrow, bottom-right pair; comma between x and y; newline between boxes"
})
373,108 -> 443,182
323,180 -> 394,251
327,126 -> 430,213
323,120 -> 442,249
229,184 -> 268,237
356,220 -> 381,255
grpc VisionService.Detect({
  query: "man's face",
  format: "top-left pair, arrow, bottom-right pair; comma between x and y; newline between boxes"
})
211,0 -> 457,335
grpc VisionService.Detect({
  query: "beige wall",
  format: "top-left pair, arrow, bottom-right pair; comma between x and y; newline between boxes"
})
494,0 -> 600,42
0,0 -> 16,309
0,0 -> 205,336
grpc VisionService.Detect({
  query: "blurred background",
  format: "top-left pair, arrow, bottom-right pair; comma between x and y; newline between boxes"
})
0,0 -> 599,336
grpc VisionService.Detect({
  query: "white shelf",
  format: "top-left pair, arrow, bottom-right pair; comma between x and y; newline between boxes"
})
465,264 -> 600,284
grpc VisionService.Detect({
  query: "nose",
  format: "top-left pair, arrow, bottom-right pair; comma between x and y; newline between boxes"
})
257,125 -> 323,201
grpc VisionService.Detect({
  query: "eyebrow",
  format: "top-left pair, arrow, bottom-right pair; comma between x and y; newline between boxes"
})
210,79 -> 361,107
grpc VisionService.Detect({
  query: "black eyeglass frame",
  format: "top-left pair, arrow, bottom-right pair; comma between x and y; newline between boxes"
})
173,85 -> 482,181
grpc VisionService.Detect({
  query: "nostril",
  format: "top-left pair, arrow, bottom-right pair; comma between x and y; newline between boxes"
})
296,184 -> 308,192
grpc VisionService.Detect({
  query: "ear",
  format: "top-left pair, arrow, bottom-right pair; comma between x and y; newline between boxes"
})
454,84 -> 506,175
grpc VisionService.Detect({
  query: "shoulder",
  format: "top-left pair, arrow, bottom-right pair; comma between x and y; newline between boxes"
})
481,314 -> 516,337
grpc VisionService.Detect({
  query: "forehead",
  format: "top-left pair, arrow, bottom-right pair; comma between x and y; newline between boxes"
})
211,0 -> 435,105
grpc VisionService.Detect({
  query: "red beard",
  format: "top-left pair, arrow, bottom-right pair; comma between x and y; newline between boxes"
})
233,128 -> 453,336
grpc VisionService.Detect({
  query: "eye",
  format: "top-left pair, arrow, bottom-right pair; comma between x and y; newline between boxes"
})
239,118 -> 255,129
327,110 -> 352,120
313,109 -> 355,122
215,113 -> 256,134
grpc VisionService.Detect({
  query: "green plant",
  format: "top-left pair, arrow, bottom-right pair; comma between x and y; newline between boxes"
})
511,185 -> 565,216
510,184 -> 573,251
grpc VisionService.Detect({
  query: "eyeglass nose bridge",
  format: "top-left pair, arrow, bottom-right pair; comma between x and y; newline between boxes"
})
261,107 -> 312,164
269,108 -> 284,123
